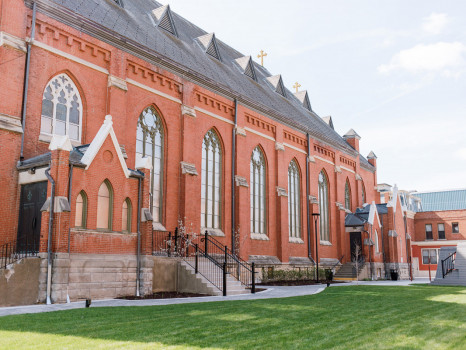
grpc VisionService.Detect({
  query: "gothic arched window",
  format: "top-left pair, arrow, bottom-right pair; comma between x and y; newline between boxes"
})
288,160 -> 301,238
75,190 -> 87,228
250,147 -> 266,235
345,179 -> 352,211
374,230 -> 379,253
136,107 -> 164,223
97,180 -> 113,230
40,73 -> 82,142
361,181 -> 366,204
201,129 -> 222,230
318,170 -> 330,241
122,198 -> 132,233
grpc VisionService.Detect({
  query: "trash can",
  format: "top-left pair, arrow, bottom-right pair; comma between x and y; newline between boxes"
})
390,269 -> 398,281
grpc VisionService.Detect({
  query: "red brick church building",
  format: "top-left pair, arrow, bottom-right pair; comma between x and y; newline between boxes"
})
0,0 -> 425,304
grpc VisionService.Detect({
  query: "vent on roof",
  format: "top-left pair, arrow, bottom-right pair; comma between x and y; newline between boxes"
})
294,90 -> 312,111
266,75 -> 286,97
196,33 -> 221,61
322,116 -> 334,130
113,0 -> 124,7
152,5 -> 177,36
235,56 -> 257,81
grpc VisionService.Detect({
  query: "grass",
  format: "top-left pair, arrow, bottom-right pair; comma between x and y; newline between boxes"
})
0,285 -> 465,349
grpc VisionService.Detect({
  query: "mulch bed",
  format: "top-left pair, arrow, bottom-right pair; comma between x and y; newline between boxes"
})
118,292 -> 210,300
259,280 -> 346,286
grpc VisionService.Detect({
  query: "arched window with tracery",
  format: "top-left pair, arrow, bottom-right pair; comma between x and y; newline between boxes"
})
318,170 -> 330,241
97,180 -> 113,230
136,106 -> 164,224
201,129 -> 222,230
122,198 -> 132,233
288,160 -> 301,238
75,190 -> 87,228
250,147 -> 266,235
345,179 -> 352,211
40,73 -> 82,142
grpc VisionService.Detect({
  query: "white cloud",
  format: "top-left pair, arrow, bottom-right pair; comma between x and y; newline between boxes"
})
456,148 -> 466,160
422,13 -> 449,35
378,42 -> 466,75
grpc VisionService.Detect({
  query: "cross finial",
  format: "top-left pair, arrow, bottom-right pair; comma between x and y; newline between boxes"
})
293,82 -> 301,93
257,50 -> 267,66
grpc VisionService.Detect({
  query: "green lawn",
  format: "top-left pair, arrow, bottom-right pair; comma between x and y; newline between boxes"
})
0,285 -> 465,350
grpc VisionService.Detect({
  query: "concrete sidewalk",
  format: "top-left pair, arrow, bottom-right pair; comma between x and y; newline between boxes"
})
0,278 -> 431,317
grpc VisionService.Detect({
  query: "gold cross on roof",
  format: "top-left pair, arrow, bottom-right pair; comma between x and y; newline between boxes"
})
293,82 -> 301,93
257,50 -> 267,66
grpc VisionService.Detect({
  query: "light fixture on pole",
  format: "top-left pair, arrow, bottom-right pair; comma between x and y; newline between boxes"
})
312,212 -> 320,283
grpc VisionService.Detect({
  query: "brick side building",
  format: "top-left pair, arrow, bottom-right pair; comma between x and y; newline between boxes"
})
0,0 -> 411,303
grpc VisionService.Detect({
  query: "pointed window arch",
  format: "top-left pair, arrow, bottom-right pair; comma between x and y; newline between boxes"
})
374,230 -> 379,253
345,179 -> 352,211
40,73 -> 82,142
122,198 -> 132,233
318,170 -> 330,241
201,129 -> 222,229
97,180 -> 113,230
136,106 -> 164,224
75,190 -> 87,228
250,146 -> 266,235
288,160 -> 301,238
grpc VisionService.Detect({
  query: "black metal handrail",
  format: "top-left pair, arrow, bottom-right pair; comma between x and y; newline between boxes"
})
441,252 -> 456,278
1,235 -> 39,270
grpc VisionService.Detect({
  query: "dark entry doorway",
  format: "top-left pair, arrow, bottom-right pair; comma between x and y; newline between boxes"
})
17,181 -> 48,252
350,232 -> 363,262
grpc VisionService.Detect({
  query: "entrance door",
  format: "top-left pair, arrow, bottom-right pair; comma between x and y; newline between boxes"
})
350,232 -> 363,262
17,182 -> 48,252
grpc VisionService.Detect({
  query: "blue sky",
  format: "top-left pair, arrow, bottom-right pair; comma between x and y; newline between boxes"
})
164,0 -> 466,191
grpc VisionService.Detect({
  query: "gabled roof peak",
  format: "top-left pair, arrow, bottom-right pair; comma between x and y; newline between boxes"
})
367,151 -> 377,159
266,74 -> 286,97
322,116 -> 334,130
343,128 -> 361,140
152,4 -> 178,37
294,90 -> 312,111
235,56 -> 257,81
196,33 -> 221,61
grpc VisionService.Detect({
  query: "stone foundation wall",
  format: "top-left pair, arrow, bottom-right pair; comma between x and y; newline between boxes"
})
38,253 -> 154,303
0,257 -> 40,306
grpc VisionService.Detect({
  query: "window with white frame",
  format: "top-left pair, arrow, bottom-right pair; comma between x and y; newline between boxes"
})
425,224 -> 433,240
75,190 -> 87,228
97,180 -> 113,230
250,146 -> 266,235
318,170 -> 330,242
452,222 -> 459,234
288,160 -> 301,238
122,198 -> 132,233
136,107 -> 164,223
422,249 -> 438,265
374,230 -> 379,253
201,129 -> 222,230
40,73 -> 82,142
438,223 -> 445,239
345,179 -> 352,211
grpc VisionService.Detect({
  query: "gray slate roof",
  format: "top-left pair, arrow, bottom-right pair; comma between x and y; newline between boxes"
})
33,0 -> 374,171
413,190 -> 466,212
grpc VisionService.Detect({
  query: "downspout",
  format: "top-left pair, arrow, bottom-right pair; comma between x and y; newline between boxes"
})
66,164 -> 73,303
136,176 -> 142,297
45,165 -> 55,305
19,2 -> 37,161
231,99 -> 237,254
306,133 -> 312,261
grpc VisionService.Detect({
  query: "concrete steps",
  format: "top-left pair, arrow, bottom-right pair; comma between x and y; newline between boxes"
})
433,242 -> 466,286
334,262 -> 365,281
180,258 -> 249,296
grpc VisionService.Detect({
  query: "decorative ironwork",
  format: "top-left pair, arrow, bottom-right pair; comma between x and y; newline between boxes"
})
1,235 -> 38,270
441,252 -> 456,278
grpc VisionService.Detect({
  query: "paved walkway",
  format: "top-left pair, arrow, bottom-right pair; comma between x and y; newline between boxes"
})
0,278 -> 431,317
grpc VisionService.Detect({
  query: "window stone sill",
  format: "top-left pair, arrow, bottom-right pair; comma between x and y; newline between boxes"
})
320,240 -> 332,246
71,228 -> 136,236
201,227 -> 225,237
39,133 -> 81,147
289,237 -> 304,244
251,233 -> 269,241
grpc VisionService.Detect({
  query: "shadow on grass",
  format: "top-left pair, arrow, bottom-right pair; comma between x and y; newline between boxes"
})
0,285 -> 465,349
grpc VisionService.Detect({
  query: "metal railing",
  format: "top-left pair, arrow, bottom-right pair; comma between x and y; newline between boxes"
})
1,235 -> 39,270
441,252 -> 456,278
152,228 -> 256,295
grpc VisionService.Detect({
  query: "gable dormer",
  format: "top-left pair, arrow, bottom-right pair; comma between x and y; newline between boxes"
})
112,0 -> 124,7
322,116 -> 334,130
196,33 -> 221,61
294,90 -> 312,111
235,56 -> 257,81
152,5 -> 178,37
266,74 -> 286,97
